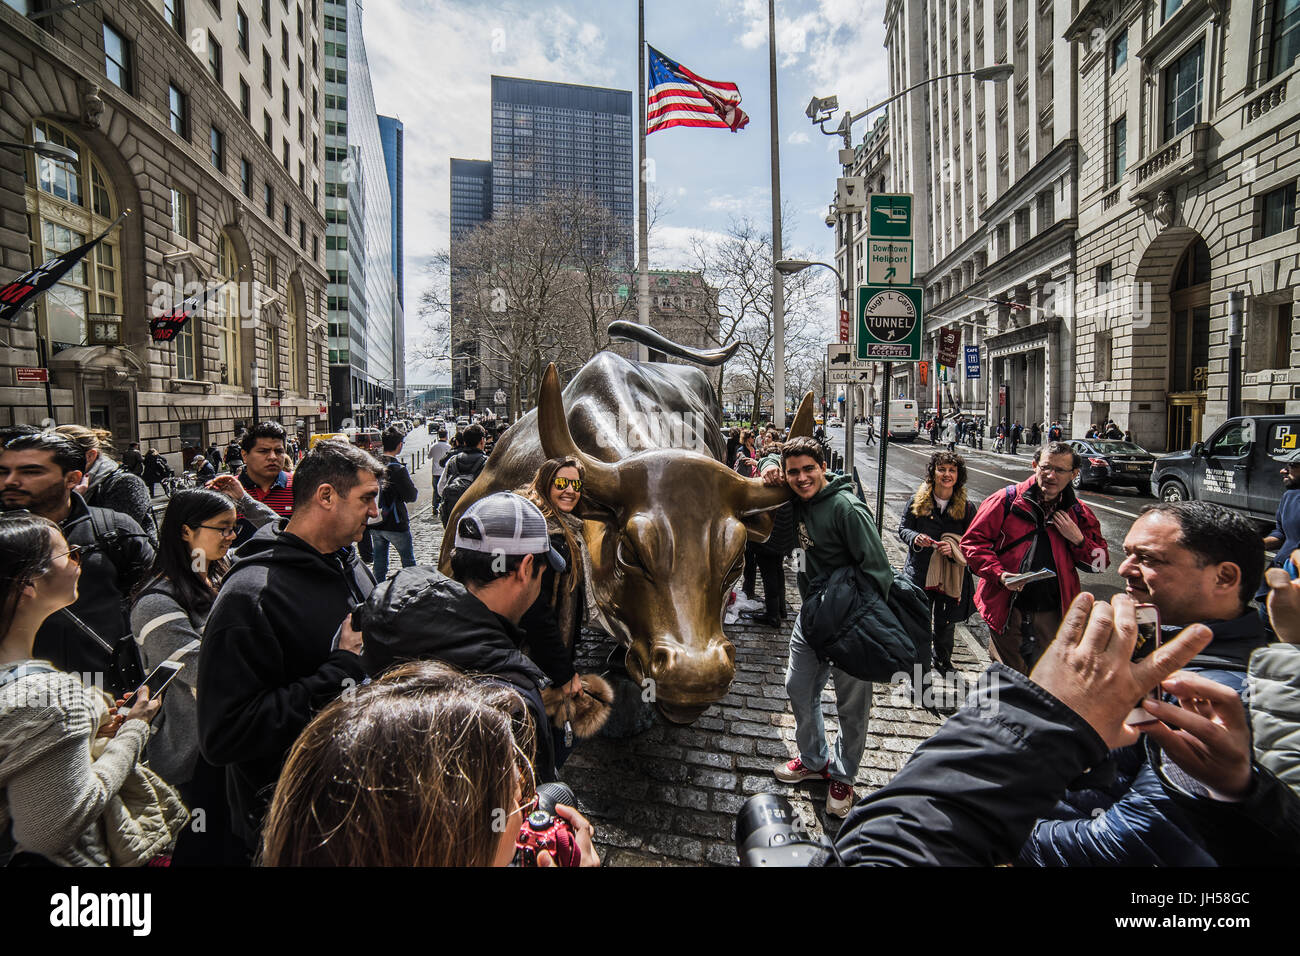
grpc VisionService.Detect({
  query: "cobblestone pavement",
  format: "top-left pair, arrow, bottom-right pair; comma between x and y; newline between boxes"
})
407,502 -> 992,867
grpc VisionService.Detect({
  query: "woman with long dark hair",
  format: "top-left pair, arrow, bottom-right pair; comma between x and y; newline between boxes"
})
129,485 -> 275,864
519,456 -> 607,767
898,451 -> 978,675
0,512 -> 183,866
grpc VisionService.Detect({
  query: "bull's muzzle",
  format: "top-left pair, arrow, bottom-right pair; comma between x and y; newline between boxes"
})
628,635 -> 736,724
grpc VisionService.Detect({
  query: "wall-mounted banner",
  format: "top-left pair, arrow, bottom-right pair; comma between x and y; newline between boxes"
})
964,345 -> 981,379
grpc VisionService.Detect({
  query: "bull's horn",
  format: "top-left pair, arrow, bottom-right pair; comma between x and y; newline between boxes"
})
787,391 -> 815,439
737,473 -> 795,516
536,363 -> 621,501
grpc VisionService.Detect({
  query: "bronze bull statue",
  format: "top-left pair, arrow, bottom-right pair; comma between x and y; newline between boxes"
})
439,326 -> 813,723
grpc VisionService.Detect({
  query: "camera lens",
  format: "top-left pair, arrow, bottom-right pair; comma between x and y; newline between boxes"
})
736,793 -> 823,867
536,781 -> 575,817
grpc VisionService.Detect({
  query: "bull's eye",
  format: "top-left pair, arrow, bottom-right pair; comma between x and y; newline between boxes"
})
617,536 -> 646,575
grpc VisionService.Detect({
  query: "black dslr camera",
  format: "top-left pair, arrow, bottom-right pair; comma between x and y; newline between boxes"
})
735,793 -> 827,866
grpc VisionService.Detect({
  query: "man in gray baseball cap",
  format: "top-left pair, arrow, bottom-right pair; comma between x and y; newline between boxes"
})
354,492 -> 565,780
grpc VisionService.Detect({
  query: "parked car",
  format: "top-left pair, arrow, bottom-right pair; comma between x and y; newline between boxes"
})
827,416 -> 843,428
1152,415 -> 1300,525
1067,438 -> 1156,493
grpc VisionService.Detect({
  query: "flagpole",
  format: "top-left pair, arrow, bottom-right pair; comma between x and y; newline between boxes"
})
768,0 -> 785,430
636,0 -> 650,363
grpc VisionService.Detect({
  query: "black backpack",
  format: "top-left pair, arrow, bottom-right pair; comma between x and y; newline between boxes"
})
439,454 -> 486,525
73,509 -> 148,698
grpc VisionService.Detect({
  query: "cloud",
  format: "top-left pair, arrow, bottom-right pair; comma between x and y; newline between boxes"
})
787,130 -> 810,144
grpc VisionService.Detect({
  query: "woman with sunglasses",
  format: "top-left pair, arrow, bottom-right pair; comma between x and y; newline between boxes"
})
128,485 -> 276,864
519,458 -> 589,765
0,512 -> 178,866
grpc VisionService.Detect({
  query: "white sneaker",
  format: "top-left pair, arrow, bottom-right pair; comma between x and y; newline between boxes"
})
826,780 -> 855,819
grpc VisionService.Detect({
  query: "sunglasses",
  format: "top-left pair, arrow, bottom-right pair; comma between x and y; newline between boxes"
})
552,477 -> 583,492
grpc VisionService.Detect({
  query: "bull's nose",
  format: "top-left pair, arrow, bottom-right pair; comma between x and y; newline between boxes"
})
647,639 -> 736,691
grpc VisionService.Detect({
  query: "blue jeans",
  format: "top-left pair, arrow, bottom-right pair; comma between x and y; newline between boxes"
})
371,529 -> 416,580
784,614 -> 872,785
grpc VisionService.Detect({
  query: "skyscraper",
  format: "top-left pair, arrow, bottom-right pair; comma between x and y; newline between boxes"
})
449,158 -> 493,408
490,76 -> 634,266
323,0 -> 400,428
378,114 -> 404,394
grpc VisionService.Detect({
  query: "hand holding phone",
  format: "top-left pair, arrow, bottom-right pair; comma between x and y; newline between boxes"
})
1126,604 -> 1162,726
120,660 -> 184,712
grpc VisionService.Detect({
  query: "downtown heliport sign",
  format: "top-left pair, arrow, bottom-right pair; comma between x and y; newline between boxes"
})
857,284 -> 923,362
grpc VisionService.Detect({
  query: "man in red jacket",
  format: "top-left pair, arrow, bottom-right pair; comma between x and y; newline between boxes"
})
961,442 -> 1109,673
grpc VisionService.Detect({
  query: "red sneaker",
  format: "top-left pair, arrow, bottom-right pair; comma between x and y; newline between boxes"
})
774,756 -> 830,783
827,780 -> 855,818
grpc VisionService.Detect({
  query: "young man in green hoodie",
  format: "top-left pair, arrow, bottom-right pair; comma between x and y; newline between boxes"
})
759,436 -> 893,817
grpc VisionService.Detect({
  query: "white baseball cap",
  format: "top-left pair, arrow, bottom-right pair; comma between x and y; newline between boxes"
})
454,492 -> 566,572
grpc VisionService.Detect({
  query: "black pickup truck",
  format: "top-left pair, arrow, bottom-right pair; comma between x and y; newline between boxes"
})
1152,415 -> 1300,525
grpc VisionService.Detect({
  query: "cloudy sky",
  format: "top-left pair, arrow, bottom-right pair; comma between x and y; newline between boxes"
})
364,0 -> 890,382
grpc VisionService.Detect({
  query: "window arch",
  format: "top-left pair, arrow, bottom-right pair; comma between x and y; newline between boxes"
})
285,280 -> 302,393
22,120 -> 122,355
216,232 -> 242,385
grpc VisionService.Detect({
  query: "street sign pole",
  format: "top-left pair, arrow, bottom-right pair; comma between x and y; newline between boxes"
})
875,363 -> 891,532
36,337 -> 55,422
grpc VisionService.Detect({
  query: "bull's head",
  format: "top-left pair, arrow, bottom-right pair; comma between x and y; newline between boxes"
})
537,365 -> 812,723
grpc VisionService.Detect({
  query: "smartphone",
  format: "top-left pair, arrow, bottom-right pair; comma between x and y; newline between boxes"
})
1126,604 -> 1162,725
121,660 -> 184,710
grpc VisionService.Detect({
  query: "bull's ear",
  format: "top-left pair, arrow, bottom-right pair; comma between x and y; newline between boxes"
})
741,511 -> 775,543
786,391 -> 815,440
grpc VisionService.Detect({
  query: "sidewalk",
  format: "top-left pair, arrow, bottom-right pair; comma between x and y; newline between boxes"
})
408,508 -> 991,867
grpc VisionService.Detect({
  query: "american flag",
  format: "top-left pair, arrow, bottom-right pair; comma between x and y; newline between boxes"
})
646,46 -> 749,134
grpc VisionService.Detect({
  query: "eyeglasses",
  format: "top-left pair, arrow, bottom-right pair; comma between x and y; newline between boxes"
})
198,524 -> 239,539
552,477 -> 583,492
1036,465 -> 1074,476
51,544 -> 81,565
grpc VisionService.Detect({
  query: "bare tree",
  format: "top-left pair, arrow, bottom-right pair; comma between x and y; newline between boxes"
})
684,216 -> 831,425
417,194 -> 634,420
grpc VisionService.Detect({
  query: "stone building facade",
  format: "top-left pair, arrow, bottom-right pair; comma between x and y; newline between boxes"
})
885,0 -> 1080,432
1069,0 -> 1300,451
1,0 -> 329,469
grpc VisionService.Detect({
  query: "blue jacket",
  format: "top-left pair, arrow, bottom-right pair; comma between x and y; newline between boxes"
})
1018,611 -> 1271,867
1258,489 -> 1300,601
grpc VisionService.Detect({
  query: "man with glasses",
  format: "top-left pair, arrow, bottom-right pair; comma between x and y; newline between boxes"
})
0,432 -> 155,678
962,441 -> 1109,673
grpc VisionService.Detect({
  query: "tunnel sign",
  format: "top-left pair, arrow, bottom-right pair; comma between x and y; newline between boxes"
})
857,284 -> 923,362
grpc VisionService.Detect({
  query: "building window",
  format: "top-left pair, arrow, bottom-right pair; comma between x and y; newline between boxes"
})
298,109 -> 305,144
209,125 -> 225,171
1163,41 -> 1204,142
262,48 -> 272,90
168,84 -> 188,137
22,121 -> 122,357
313,234 -> 319,260
263,110 -> 273,147
283,201 -> 291,235
282,138 -> 289,169
241,157 -> 252,197
1164,0 -> 1183,19
264,182 -> 274,217
216,232 -> 242,385
1262,181 -> 1297,237
164,0 -> 184,35
102,22 -> 131,91
312,40 -> 318,72
1015,207 -> 1030,245
260,0 -> 269,27
1111,116 -> 1127,184
170,187 -> 193,239
282,81 -> 290,119
285,281 -> 301,392
239,77 -> 251,119
281,24 -> 289,63
1036,190 -> 1054,230
326,234 -> 347,250
1273,0 -> 1300,78
1110,31 -> 1127,74
297,57 -> 304,93
296,2 -> 303,37
236,6 -> 249,55
298,218 -> 306,249
208,33 -> 223,83
1272,302 -> 1294,370
298,160 -> 305,189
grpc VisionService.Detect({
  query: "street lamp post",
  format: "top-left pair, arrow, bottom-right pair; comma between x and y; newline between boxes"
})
0,140 -> 80,163
802,61 -> 1016,529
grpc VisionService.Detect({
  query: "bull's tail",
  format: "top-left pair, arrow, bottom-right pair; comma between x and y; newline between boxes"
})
608,320 -> 739,367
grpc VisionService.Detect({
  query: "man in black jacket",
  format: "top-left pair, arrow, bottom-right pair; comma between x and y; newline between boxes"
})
0,433 -> 154,683
356,491 -> 568,780
823,592 -> 1215,865
197,440 -> 381,862
370,426 -> 418,581
438,424 -> 487,526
